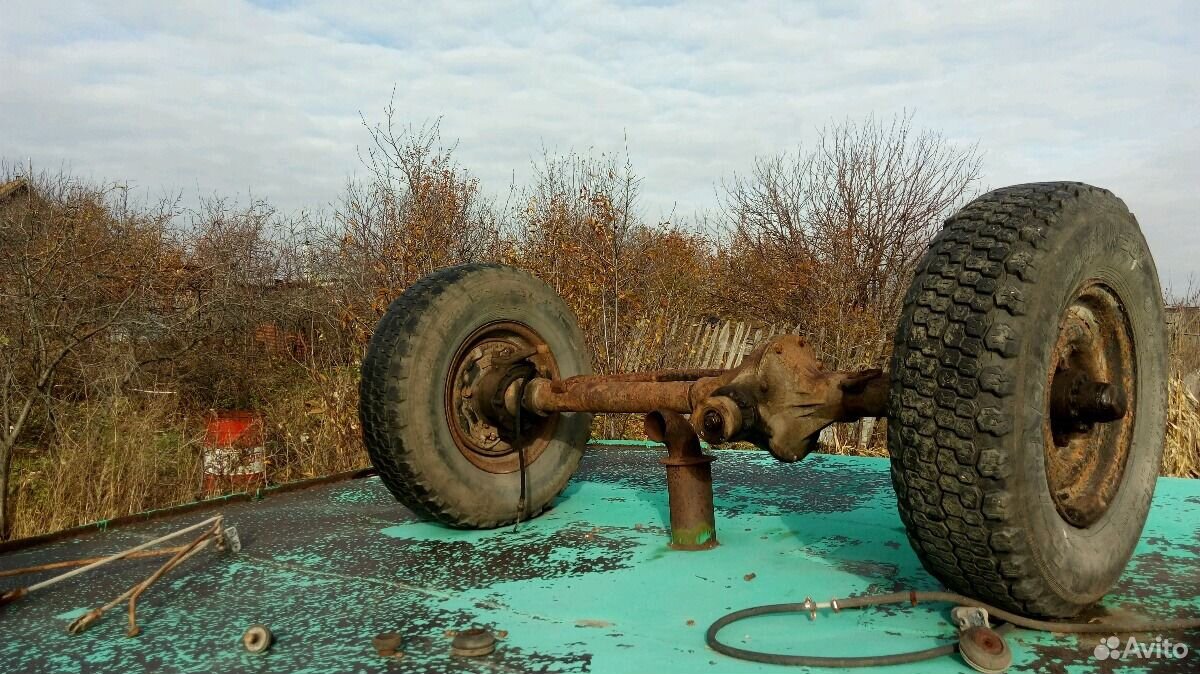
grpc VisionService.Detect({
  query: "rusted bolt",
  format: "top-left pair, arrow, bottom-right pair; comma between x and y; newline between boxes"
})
242,625 -> 274,654
450,627 -> 496,657
693,396 -> 743,444
702,410 -> 724,438
372,632 -> 403,657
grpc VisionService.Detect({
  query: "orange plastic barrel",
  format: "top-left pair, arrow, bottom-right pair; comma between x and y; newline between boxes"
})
203,411 -> 266,494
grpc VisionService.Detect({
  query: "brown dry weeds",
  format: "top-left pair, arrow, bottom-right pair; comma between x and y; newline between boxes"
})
1164,375 -> 1200,478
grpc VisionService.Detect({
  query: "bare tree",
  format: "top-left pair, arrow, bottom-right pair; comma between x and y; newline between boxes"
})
0,175 -> 172,538
715,113 -> 983,370
513,147 -> 718,436
324,106 -> 502,347
515,148 -> 647,375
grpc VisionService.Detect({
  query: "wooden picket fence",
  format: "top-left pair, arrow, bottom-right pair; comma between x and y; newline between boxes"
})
616,316 -> 806,373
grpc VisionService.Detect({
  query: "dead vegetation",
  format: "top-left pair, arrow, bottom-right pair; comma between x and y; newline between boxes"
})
1165,293 -> 1200,478
0,110 -> 1195,540
1164,376 -> 1200,478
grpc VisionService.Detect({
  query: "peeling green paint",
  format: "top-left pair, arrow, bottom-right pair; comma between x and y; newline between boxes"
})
1,448 -> 1197,673
669,523 -> 716,548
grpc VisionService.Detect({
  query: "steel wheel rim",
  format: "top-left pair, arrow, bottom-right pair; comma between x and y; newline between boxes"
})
1043,281 -> 1137,528
444,321 -> 560,474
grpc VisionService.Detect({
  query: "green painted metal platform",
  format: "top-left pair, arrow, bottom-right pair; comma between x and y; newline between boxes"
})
2,445 -> 1197,673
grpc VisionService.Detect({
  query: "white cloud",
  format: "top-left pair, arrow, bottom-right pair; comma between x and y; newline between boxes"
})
1,0 -> 1197,286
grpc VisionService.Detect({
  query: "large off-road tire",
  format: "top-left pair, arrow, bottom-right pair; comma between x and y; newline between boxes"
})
888,182 -> 1167,617
360,263 -> 593,528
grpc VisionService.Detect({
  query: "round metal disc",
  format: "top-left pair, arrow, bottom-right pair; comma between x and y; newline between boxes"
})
1043,282 -> 1137,528
242,624 -> 274,654
959,627 -> 1012,674
450,627 -> 497,657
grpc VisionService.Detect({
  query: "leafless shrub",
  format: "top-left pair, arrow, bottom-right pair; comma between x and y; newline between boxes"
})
714,113 -> 982,371
0,171 -> 181,536
325,108 -> 504,347
514,147 -> 711,435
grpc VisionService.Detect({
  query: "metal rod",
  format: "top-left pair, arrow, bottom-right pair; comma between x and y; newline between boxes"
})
0,546 -> 189,579
524,377 -> 726,415
127,527 -> 217,637
68,533 -> 216,635
557,368 -> 727,384
25,515 -> 221,593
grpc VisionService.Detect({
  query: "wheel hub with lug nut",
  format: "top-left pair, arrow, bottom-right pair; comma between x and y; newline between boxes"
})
1044,282 -> 1136,528
444,321 -> 560,474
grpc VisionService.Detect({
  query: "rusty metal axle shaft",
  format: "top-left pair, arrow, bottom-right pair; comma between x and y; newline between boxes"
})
521,335 -> 891,463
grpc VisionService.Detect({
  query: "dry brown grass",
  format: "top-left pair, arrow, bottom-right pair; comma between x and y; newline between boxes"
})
817,423 -> 888,458
259,365 -> 366,481
6,368 -> 367,540
7,397 -> 204,539
1164,374 -> 1200,478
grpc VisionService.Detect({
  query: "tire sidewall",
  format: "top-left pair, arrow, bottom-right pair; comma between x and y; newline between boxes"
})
371,266 -> 592,526
1008,195 -> 1167,603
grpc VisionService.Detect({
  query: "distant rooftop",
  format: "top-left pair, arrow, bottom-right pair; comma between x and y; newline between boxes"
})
0,178 -> 29,203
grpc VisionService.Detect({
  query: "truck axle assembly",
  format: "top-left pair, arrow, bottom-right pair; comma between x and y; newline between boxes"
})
359,182 -> 1169,622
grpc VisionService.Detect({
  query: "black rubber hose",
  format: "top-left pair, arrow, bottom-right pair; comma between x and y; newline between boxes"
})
707,602 -> 964,667
706,591 -> 1200,667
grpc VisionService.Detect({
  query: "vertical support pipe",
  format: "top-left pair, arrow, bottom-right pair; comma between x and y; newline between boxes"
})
644,410 -> 718,550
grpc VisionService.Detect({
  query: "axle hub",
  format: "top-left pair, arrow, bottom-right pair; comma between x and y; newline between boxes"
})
1043,282 -> 1137,528
444,321 -> 559,474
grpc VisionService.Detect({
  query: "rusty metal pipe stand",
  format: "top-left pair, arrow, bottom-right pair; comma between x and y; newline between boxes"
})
644,411 -> 717,550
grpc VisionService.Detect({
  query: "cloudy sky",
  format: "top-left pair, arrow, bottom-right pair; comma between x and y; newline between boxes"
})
2,1 -> 1198,288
